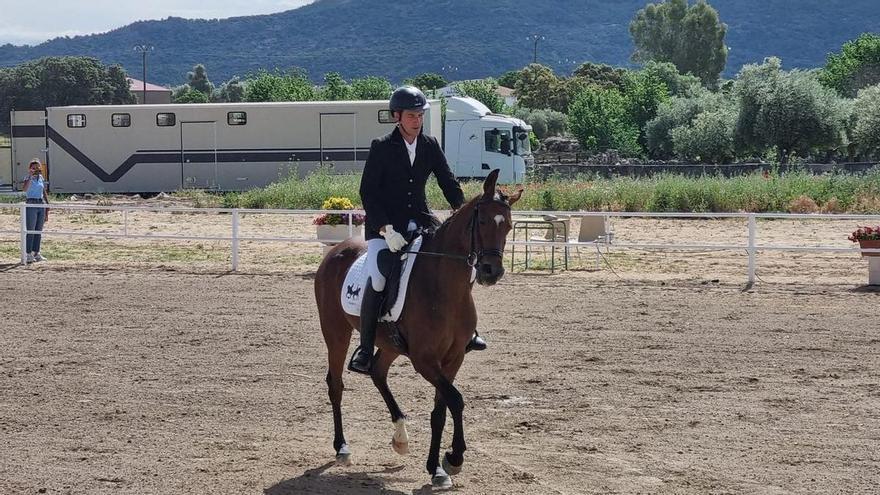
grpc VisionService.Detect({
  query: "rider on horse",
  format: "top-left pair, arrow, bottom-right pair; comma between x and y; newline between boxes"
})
348,86 -> 487,375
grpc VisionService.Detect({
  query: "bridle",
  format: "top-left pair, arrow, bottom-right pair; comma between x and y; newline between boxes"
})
402,197 -> 511,267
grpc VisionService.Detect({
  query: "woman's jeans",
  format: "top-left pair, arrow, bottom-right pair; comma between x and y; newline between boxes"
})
25,203 -> 46,253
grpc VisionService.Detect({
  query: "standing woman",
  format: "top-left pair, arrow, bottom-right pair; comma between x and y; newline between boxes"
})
22,159 -> 49,263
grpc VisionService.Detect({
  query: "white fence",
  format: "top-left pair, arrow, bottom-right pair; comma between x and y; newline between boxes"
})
4,203 -> 880,283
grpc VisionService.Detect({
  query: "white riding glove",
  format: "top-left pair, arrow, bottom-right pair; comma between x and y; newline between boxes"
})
381,224 -> 407,253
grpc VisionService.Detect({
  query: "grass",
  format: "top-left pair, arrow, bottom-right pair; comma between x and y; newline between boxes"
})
213,166 -> 880,214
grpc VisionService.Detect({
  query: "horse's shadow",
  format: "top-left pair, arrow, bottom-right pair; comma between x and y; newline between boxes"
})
265,461 -> 427,495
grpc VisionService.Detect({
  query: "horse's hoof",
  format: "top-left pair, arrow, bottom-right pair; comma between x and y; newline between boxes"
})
442,452 -> 462,475
391,438 -> 409,455
335,444 -> 352,466
432,467 -> 453,491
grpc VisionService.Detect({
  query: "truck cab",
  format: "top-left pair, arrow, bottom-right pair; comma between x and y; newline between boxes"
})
443,97 -> 531,184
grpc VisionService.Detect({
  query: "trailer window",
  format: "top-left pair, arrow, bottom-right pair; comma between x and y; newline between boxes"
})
156,113 -> 176,127
227,112 -> 247,125
67,114 -> 86,128
111,113 -> 131,127
378,109 -> 395,124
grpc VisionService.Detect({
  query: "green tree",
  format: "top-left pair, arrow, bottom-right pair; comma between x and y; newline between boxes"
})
320,72 -> 352,100
244,69 -> 317,102
350,76 -> 393,100
629,0 -> 727,86
852,84 -> 880,158
734,57 -> 850,163
642,60 -> 702,97
453,78 -> 504,113
187,64 -> 213,95
0,56 -> 134,130
173,86 -> 210,103
571,62 -> 628,90
670,107 -> 737,163
621,70 -> 670,147
215,77 -> 245,102
568,86 -> 641,155
497,70 -> 520,89
407,72 -> 447,91
820,33 -> 880,98
514,63 -> 562,110
646,88 -> 727,158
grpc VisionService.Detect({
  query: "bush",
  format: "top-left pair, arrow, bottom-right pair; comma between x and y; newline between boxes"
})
670,108 -> 737,163
787,195 -> 820,213
852,84 -> 880,158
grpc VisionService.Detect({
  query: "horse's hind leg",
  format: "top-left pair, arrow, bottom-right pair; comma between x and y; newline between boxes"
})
370,349 -> 408,455
321,315 -> 353,466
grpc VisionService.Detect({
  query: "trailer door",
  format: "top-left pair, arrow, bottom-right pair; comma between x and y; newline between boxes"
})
181,121 -> 218,189
320,113 -> 357,172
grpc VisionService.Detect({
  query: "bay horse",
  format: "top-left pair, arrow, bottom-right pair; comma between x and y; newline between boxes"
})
314,169 -> 521,489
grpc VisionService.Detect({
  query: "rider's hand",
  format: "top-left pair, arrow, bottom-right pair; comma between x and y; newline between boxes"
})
381,224 -> 407,253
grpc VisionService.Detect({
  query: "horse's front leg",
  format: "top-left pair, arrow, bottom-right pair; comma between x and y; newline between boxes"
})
370,349 -> 409,455
438,358 -> 466,476
417,355 -> 466,490
427,389 -> 452,489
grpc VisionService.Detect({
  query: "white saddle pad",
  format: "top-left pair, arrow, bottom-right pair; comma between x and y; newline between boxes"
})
341,236 -> 424,322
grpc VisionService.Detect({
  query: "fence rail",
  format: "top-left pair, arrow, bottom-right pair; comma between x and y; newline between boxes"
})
3,203 -> 880,282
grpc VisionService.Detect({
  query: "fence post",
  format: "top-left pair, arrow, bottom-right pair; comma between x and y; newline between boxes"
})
747,215 -> 757,284
20,205 -> 27,265
231,210 -> 240,271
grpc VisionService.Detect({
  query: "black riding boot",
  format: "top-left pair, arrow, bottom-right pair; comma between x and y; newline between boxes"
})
466,330 -> 487,352
348,280 -> 383,374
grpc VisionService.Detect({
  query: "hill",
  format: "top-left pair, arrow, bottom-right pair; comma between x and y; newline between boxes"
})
0,0 -> 877,86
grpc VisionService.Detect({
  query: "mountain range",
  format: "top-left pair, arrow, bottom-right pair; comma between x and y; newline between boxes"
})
1,0 -> 877,87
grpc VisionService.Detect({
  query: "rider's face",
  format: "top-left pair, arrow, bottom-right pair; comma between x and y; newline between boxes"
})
396,110 -> 424,138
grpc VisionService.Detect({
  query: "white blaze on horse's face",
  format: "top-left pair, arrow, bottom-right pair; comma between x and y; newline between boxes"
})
493,214 -> 506,226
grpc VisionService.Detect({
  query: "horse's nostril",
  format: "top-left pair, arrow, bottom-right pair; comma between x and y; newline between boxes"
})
481,264 -> 493,275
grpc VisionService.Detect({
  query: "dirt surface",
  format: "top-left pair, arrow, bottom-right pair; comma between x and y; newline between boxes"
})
1,258 -> 879,494
1,203 -> 879,493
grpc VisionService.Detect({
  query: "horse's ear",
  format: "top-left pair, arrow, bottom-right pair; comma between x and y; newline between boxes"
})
482,169 -> 500,198
508,187 -> 523,206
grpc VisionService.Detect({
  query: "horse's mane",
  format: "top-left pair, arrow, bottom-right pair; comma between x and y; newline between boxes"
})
432,189 -> 510,239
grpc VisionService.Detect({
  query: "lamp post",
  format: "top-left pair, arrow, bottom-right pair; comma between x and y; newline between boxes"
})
133,45 -> 154,103
528,34 -> 544,64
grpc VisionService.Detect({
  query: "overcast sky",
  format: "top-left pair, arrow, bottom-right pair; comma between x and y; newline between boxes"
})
0,0 -> 316,46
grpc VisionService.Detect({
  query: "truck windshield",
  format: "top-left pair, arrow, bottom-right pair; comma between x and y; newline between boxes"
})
514,130 -> 531,155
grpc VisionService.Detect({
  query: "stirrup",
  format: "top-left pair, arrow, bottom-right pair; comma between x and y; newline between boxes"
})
347,346 -> 373,375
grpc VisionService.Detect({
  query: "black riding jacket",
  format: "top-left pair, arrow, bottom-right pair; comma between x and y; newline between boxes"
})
360,127 -> 465,241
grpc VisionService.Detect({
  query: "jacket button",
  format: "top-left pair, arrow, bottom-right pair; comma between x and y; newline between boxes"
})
407,192 -> 412,195
407,204 -> 412,208
409,179 -> 413,183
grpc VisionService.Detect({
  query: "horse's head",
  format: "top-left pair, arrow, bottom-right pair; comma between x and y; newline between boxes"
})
470,169 -> 522,286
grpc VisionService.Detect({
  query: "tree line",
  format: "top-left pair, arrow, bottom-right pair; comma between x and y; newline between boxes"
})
1,0 -> 877,164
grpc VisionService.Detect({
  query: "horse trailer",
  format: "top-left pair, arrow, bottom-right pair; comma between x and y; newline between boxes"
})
8,97 -> 531,193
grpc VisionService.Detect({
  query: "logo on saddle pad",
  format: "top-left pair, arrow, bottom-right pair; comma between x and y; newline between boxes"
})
341,236 -> 424,322
345,285 -> 362,300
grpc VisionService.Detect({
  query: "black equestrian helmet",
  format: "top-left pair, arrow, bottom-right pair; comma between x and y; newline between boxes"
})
389,86 -> 430,112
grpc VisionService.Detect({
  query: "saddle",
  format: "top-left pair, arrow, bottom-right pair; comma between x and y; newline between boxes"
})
340,235 -> 424,323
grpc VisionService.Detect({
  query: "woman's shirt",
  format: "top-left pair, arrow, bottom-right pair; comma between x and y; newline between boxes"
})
25,174 -> 46,200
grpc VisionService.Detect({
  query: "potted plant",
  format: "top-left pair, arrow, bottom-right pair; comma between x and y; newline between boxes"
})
848,225 -> 880,257
314,196 -> 365,246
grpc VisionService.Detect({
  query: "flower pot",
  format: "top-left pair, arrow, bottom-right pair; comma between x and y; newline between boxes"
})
858,239 -> 880,257
317,224 -> 363,245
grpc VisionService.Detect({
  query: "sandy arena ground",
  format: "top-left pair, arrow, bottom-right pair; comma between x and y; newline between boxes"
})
1,202 -> 879,494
